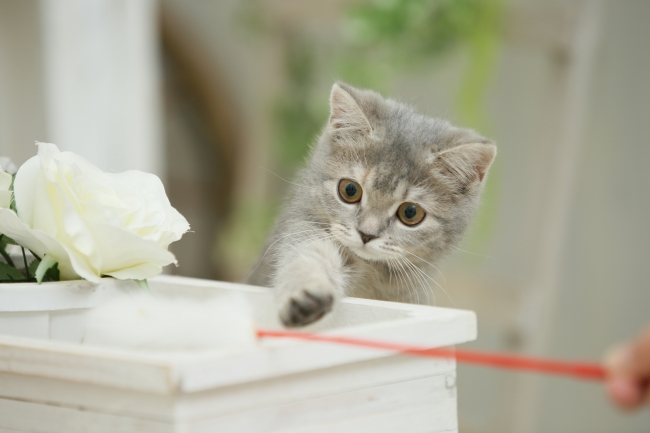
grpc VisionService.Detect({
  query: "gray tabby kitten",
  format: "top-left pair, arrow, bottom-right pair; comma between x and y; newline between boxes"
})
248,82 -> 496,327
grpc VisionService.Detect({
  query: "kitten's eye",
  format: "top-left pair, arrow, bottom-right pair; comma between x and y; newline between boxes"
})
338,179 -> 362,203
397,202 -> 425,226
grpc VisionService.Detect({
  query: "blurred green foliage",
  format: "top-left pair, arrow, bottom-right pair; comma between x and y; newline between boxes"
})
215,198 -> 279,280
347,0 -> 500,59
272,38 -> 329,173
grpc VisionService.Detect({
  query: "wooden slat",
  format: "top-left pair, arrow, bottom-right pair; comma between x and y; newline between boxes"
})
0,356 -> 453,422
176,356 -> 454,422
0,336 -> 176,394
0,376 -> 456,433
184,376 -> 456,433
0,279 -> 135,312
0,397 -> 171,433
299,405 -> 458,433
0,312 -> 48,339
0,372 -> 174,422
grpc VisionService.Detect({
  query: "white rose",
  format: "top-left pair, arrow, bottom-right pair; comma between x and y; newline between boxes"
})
0,143 -> 189,282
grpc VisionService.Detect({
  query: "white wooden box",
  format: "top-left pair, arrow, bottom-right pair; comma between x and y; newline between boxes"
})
0,275 -> 476,433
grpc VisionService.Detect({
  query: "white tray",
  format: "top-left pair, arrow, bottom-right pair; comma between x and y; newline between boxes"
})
0,275 -> 476,433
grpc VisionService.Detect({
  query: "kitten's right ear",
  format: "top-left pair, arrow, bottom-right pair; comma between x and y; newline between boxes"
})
329,83 -> 372,138
432,142 -> 496,188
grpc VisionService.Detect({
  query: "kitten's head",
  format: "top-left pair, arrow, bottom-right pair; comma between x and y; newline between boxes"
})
306,82 -> 496,264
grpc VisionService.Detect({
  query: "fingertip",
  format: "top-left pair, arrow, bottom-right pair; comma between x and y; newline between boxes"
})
606,377 -> 643,411
604,343 -> 634,374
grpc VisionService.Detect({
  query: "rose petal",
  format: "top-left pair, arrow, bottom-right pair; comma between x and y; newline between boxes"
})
86,220 -> 176,279
0,208 -> 82,281
104,263 -> 164,280
0,169 -> 12,191
13,154 -> 41,225
0,191 -> 12,209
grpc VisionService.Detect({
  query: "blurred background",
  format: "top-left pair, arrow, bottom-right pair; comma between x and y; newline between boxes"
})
1,0 -> 649,431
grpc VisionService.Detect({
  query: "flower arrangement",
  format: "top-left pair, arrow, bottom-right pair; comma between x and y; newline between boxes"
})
0,143 -> 189,284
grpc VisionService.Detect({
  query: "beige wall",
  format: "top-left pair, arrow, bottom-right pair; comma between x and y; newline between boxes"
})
0,0 -> 162,175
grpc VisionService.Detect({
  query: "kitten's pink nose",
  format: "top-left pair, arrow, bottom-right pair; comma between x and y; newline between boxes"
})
358,230 -> 377,244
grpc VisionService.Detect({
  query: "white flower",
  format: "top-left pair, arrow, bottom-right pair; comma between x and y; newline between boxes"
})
0,143 -> 190,282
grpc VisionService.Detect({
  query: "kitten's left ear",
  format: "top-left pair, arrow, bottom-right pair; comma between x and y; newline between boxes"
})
432,142 -> 496,187
328,82 -> 372,138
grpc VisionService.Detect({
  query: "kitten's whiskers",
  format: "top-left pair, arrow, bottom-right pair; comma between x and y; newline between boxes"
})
263,168 -> 310,188
398,248 -> 454,305
450,245 -> 497,260
401,249 -> 448,288
393,256 -> 419,305
401,256 -> 434,306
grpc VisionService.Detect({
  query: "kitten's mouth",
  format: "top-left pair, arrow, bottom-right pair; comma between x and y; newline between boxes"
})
331,227 -> 388,262
343,242 -> 388,262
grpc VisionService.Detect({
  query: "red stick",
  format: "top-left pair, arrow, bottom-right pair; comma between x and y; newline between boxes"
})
257,329 -> 607,381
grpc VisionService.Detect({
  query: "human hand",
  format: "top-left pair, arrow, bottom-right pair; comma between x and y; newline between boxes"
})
605,325 -> 650,410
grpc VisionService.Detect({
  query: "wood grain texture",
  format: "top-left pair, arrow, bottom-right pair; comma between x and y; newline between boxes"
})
0,376 -> 457,433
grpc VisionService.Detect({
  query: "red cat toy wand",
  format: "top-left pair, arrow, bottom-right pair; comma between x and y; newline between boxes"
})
257,329 -> 607,381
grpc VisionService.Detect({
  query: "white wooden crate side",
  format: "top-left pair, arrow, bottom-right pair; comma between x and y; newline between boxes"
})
48,309 -> 88,343
0,308 -> 104,343
176,354 -> 454,422
0,336 -> 177,394
176,314 -> 470,393
0,312 -> 49,339
0,279 -> 136,312
0,355 -> 453,423
184,375 -> 456,433
0,299 -> 474,395
0,372 -> 174,421
0,397 -> 172,433
0,328 -> 447,396
0,376 -> 456,433
0,275 -> 475,432
300,404 -> 458,433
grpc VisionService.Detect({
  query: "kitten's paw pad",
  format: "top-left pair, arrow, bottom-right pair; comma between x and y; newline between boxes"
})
280,290 -> 334,328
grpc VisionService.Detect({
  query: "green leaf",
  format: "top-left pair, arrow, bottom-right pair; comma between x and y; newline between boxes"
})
35,255 -> 59,284
9,175 -> 16,213
1,236 -> 18,245
42,263 -> 60,282
134,279 -> 149,291
0,235 -> 14,268
0,262 -> 26,281
27,258 -> 39,278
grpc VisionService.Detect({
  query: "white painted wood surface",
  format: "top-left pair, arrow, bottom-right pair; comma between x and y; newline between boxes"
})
0,275 -> 476,432
40,0 -> 163,176
0,0 -> 162,175
0,278 -> 138,341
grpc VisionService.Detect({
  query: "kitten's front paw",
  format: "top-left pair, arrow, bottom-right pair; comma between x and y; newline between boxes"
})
279,290 -> 334,328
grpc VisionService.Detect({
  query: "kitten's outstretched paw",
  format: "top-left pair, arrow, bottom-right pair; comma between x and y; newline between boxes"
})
280,290 -> 334,328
